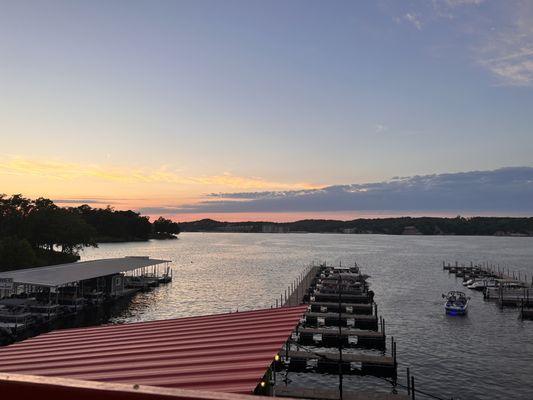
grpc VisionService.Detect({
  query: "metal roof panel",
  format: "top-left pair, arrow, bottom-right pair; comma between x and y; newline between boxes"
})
0,306 -> 307,394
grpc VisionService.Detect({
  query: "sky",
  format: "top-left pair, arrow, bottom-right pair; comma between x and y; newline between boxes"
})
1,0 -> 532,221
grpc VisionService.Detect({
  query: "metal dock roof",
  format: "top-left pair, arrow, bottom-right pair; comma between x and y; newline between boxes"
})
0,306 -> 307,394
0,257 -> 171,287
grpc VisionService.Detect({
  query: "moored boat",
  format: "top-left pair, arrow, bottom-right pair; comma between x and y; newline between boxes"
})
467,279 -> 497,291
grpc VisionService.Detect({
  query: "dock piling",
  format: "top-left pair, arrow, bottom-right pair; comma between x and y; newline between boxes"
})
406,368 -> 411,395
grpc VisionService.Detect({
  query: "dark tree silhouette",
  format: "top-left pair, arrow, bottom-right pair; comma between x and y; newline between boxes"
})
153,217 -> 180,235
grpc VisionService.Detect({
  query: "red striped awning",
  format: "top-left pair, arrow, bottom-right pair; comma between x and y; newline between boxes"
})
0,306 -> 307,394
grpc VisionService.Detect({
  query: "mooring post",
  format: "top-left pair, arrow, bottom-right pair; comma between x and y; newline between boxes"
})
393,338 -> 397,368
406,367 -> 411,395
337,272 -> 343,400
411,376 -> 416,400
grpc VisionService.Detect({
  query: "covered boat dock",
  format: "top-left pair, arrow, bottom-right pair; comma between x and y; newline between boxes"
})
0,257 -> 172,339
0,306 -> 308,398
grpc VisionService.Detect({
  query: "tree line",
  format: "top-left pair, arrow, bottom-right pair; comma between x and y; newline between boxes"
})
0,195 -> 179,271
178,216 -> 533,236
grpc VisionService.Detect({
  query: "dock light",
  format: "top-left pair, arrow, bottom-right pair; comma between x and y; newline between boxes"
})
274,354 -> 280,361
260,381 -> 266,388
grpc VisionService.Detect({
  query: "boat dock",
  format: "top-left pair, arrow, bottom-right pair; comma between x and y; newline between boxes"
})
286,350 -> 395,374
275,386 -> 408,400
443,260 -> 533,318
304,311 -> 378,329
265,261 -> 415,399
0,257 -> 173,344
310,301 -> 374,315
443,260 -> 532,285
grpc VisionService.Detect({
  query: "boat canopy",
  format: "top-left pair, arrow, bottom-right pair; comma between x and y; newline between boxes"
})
0,306 -> 308,394
0,257 -> 171,287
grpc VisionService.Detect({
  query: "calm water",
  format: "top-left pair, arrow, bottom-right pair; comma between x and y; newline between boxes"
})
81,233 -> 533,400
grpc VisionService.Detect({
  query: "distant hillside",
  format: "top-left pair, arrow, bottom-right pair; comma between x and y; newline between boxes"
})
178,217 -> 533,236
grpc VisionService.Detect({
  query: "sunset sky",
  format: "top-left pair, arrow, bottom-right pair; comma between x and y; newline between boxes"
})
1,1 -> 532,221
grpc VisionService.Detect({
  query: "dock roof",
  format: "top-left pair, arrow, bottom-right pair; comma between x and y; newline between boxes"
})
0,257 -> 170,287
0,306 -> 308,394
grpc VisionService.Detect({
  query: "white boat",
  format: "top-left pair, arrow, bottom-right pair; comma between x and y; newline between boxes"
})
443,291 -> 470,315
462,278 -> 476,286
467,279 -> 497,291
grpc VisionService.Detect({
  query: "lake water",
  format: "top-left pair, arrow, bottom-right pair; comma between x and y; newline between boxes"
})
81,233 -> 533,400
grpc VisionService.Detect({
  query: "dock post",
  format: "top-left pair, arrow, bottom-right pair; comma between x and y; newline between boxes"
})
406,368 -> 411,395
411,376 -> 416,400
337,272 -> 343,400
276,299 -> 278,308
392,340 -> 398,371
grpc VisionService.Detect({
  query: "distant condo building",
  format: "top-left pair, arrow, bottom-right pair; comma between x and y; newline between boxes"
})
262,224 -> 289,233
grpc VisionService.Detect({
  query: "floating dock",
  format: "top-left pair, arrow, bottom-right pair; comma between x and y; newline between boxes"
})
269,262 -> 407,399
310,302 -> 374,315
275,386 -> 408,400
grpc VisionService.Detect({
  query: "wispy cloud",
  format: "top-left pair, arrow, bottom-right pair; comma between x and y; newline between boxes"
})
374,124 -> 389,134
155,167 -> 533,215
403,13 -> 423,30
52,198 -> 109,205
394,0 -> 485,30
392,0 -> 533,86
0,155 -> 319,191
445,0 -> 485,7
476,2 -> 533,87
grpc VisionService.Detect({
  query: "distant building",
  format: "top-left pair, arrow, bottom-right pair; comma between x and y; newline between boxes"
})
218,225 -> 254,232
402,226 -> 422,235
262,224 -> 289,233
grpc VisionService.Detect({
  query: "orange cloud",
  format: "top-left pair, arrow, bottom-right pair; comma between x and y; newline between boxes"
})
0,155 -> 320,192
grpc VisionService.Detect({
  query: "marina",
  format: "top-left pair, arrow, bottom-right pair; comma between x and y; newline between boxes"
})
443,260 -> 533,315
0,233 -> 532,399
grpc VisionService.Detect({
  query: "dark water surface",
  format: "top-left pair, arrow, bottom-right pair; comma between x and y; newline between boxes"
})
81,233 -> 533,400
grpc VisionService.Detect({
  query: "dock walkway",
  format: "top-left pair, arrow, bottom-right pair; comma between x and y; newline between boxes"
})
284,265 -> 321,307
298,326 -> 384,339
310,301 -> 374,315
275,386 -> 408,400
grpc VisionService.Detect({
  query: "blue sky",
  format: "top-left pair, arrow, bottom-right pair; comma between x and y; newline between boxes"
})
0,1 -> 532,219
